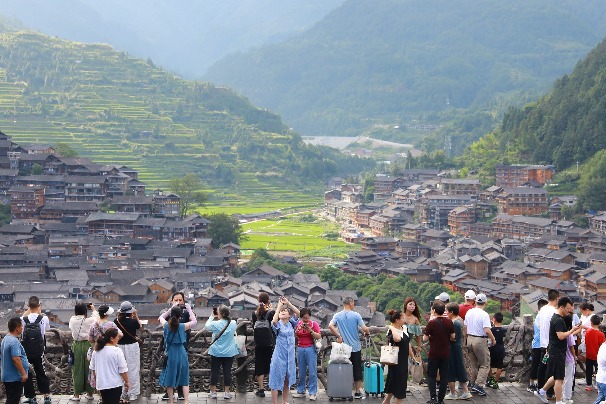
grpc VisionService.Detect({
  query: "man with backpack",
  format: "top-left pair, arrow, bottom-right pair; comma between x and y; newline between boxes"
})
21,296 -> 51,404
252,292 -> 276,397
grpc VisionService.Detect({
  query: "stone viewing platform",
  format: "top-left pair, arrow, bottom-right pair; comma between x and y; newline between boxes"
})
21,384 -> 598,404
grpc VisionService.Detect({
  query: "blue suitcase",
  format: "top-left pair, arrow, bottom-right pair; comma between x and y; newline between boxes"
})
363,336 -> 384,397
363,361 -> 384,397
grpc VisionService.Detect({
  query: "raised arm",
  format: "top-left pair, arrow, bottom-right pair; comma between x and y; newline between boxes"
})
183,303 -> 197,330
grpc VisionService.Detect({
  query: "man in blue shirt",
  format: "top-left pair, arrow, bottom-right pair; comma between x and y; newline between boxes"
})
329,297 -> 370,399
2,317 -> 29,404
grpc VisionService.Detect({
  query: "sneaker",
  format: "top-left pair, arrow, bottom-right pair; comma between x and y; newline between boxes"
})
129,395 -> 137,402
444,393 -> 458,400
255,390 -> 265,398
224,392 -> 232,400
69,398 -> 81,402
585,386 -> 593,391
577,379 -> 587,385
24,398 -> 37,404
533,390 -> 548,404
354,393 -> 363,399
177,396 -> 184,401
44,398 -> 52,404
86,397 -> 94,402
490,380 -> 499,389
471,385 -> 487,396
291,393 -> 306,398
458,392 -> 472,400
527,384 -> 537,393
209,392 -> 218,399
161,394 -> 170,401
309,395 -> 316,401
425,399 -> 439,404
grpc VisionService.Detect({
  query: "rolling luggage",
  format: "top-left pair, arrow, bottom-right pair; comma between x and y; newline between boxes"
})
363,336 -> 384,397
327,361 -> 354,401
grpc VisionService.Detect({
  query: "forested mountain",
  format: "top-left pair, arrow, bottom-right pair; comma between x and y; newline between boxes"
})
205,0 -> 606,136
0,0 -> 344,77
0,27 -> 372,193
459,37 -> 606,209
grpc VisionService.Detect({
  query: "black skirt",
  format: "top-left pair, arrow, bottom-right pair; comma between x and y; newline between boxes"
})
384,331 -> 410,399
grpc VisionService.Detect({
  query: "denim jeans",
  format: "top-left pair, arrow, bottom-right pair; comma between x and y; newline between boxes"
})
594,382 -> 606,404
296,346 -> 318,395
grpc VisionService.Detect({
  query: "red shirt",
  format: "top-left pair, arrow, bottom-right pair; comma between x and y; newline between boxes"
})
586,328 -> 605,360
459,303 -> 474,320
295,320 -> 321,347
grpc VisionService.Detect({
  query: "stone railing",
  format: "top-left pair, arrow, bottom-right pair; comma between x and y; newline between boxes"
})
0,316 -> 558,398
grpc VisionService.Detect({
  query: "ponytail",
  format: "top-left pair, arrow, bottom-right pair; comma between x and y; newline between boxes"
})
95,327 -> 119,351
168,306 -> 181,332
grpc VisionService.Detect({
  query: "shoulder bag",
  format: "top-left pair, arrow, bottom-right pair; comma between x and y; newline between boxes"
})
116,317 -> 143,346
380,329 -> 400,366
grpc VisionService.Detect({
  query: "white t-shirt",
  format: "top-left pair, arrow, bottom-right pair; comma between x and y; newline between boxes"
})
579,313 -> 593,352
463,307 -> 490,336
538,304 -> 557,349
21,313 -> 50,336
89,346 -> 128,391
596,342 -> 606,384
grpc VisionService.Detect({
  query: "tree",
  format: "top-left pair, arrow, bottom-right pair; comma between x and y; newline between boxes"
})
55,143 -> 78,157
169,173 -> 207,218
31,164 -> 43,175
578,150 -> 606,210
206,212 -> 246,248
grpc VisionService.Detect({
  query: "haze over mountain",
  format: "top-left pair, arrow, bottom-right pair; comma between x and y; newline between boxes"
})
0,0 -> 345,78
205,0 -> 606,137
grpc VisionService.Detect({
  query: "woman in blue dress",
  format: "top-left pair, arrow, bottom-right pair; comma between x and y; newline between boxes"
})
159,305 -> 197,404
269,297 -> 300,404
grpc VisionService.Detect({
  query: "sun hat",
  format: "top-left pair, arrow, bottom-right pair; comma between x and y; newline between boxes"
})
119,301 -> 134,313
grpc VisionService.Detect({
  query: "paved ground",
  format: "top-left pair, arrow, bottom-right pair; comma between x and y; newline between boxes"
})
42,382 -> 598,404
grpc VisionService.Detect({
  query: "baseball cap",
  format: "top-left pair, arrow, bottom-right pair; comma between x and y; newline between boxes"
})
475,293 -> 487,304
98,305 -> 114,316
464,290 -> 476,300
435,292 -> 450,302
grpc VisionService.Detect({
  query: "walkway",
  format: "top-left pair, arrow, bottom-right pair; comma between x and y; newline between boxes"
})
43,382 -> 598,404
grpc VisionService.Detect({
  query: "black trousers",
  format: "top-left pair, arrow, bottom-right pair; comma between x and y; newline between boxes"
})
100,386 -> 123,404
586,358 -> 597,386
529,348 -> 542,380
24,355 -> 50,398
210,356 -> 234,388
427,357 -> 449,402
4,381 -> 24,404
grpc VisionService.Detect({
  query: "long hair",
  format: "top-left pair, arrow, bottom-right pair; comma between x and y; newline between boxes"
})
95,327 -> 119,351
403,297 -> 421,321
256,292 -> 270,317
168,306 -> 181,332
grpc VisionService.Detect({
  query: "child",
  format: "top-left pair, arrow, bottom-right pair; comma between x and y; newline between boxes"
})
563,315 -> 576,404
444,303 -> 472,400
486,312 -> 506,389
585,314 -> 606,391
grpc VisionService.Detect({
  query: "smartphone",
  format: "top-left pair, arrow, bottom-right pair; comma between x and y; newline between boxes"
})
213,307 -> 218,315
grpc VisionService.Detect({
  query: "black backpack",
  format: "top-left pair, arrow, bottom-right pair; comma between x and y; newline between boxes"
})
254,311 -> 274,347
22,315 -> 45,359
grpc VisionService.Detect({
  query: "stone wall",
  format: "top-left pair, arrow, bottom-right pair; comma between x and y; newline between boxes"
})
0,317 -> 548,398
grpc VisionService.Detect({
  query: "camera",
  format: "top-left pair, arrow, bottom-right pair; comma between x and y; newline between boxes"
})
86,302 -> 93,309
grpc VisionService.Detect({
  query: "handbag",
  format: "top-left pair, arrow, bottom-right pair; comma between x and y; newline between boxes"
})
380,344 -> 399,366
409,357 -> 424,383
68,348 -> 75,367
159,329 -> 176,369
235,335 -> 247,357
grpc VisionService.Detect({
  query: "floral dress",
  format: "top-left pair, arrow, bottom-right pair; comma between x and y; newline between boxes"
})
268,317 -> 298,390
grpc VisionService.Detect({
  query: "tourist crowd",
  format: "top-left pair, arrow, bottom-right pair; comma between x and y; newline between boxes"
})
2,289 -> 606,404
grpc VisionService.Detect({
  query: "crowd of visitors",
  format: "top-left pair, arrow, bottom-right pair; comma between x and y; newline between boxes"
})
3,288 -> 606,404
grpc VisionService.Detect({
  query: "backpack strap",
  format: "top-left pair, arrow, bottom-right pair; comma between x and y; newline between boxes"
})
33,315 -> 43,325
23,316 -> 31,324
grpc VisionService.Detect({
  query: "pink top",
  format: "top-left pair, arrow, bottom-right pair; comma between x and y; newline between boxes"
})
295,320 -> 321,347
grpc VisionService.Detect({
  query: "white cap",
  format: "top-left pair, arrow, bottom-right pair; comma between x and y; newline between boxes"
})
435,292 -> 450,302
464,290 -> 476,300
476,293 -> 487,304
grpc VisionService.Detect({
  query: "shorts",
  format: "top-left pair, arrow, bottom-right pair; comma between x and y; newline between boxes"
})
255,345 -> 273,376
350,350 -> 363,382
490,351 -> 505,369
546,352 -> 566,381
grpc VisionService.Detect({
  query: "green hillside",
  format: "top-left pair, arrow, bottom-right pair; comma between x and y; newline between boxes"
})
458,37 -> 606,209
205,0 -> 606,136
0,28 -> 373,204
